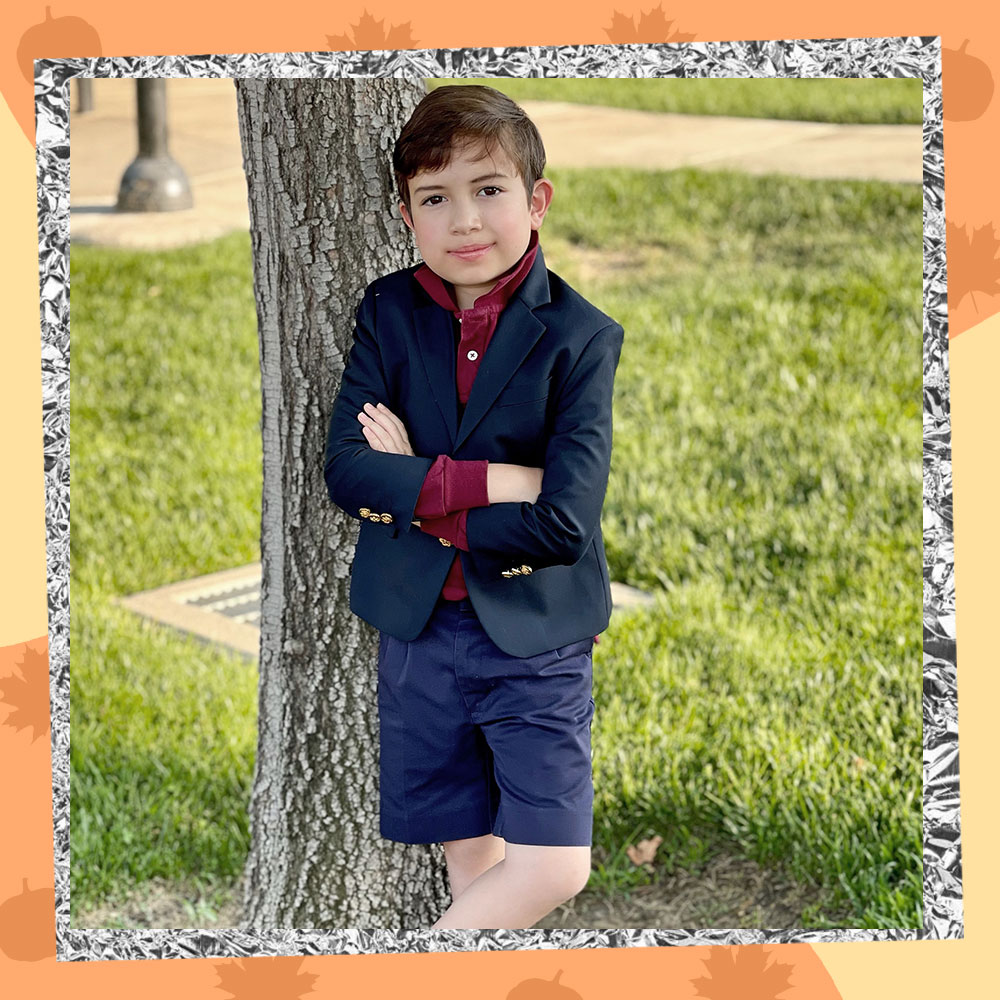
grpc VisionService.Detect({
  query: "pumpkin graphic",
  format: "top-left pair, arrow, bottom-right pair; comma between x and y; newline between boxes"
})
507,969 -> 583,1000
942,39 -> 994,122
0,878 -> 55,961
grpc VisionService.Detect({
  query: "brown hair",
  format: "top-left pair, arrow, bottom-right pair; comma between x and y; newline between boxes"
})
393,84 -> 547,215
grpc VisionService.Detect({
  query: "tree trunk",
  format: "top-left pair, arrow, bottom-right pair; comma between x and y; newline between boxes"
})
234,77 -> 448,929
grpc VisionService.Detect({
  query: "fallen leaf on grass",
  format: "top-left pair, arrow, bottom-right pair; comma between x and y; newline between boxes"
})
625,833 -> 663,870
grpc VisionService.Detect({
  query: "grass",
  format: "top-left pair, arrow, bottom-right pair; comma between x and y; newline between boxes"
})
426,77 -> 923,125
70,235 -> 261,914
70,165 -> 923,928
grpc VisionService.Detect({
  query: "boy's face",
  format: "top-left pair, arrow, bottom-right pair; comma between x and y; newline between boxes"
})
399,142 -> 553,310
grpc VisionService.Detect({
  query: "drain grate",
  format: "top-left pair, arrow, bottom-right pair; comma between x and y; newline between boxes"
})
115,563 -> 264,660
116,563 -> 655,661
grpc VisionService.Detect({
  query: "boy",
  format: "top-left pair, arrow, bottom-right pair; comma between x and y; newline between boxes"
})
324,85 -> 624,929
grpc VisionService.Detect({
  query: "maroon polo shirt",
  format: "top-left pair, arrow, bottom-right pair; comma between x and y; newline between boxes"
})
411,228 -> 540,600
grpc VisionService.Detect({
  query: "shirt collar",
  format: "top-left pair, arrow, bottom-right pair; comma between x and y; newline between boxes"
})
414,229 -> 540,317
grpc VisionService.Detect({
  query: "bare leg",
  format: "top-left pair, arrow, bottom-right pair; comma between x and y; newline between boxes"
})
441,834 -> 507,900
432,843 -> 591,929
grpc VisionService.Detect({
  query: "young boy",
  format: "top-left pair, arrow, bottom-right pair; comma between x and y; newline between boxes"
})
324,84 -> 624,929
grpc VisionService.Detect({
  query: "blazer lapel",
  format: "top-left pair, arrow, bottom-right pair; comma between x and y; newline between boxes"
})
414,299 -> 459,445
411,241 -> 553,453
454,244 -> 552,452
453,302 -> 546,452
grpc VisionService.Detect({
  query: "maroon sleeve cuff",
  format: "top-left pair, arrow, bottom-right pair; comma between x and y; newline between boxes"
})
443,459 -> 490,512
413,454 -> 449,519
418,510 -> 470,551
414,456 -> 490,519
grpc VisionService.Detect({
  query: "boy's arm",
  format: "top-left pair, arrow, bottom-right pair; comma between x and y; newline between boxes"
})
464,321 -> 625,569
416,463 -> 544,548
324,284 -> 435,527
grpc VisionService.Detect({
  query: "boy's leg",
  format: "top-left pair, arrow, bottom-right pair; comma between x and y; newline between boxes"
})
441,833 -> 506,900
431,843 -> 591,929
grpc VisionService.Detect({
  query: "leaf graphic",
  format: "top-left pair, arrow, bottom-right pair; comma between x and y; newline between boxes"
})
0,639 -> 50,743
692,945 -> 796,1000
605,3 -> 697,44
947,218 -> 1000,313
326,8 -> 419,51
212,956 -> 320,1000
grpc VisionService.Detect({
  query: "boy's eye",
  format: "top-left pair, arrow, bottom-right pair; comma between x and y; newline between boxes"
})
480,185 -> 502,196
422,194 -> 444,206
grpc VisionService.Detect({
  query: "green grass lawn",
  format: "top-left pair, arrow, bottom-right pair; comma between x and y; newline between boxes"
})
70,165 -> 922,928
426,77 -> 923,125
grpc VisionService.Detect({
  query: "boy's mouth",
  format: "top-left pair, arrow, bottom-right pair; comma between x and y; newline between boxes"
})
449,244 -> 493,261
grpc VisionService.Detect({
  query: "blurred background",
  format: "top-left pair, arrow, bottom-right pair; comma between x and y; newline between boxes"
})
68,76 -> 924,930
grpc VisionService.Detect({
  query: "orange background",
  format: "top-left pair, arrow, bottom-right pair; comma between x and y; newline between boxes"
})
2,1 -> 997,997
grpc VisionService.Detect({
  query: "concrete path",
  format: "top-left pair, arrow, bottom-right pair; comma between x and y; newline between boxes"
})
69,78 -> 922,250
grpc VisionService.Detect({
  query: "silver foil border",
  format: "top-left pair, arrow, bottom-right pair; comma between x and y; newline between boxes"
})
36,36 -> 959,961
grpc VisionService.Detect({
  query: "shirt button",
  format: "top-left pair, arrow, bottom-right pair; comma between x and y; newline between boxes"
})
466,350 -> 479,361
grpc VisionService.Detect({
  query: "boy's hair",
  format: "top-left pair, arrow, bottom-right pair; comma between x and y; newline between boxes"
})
393,85 -> 547,215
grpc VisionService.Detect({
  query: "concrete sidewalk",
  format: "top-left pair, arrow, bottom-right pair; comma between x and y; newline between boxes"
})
69,78 -> 922,250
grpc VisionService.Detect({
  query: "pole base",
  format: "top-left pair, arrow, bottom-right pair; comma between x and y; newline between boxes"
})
115,156 -> 193,212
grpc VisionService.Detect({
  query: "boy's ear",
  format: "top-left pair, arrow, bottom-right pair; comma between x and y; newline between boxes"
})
399,201 -> 415,232
529,177 -> 554,230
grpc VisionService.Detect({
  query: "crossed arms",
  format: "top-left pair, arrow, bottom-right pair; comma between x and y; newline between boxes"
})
323,283 -> 624,569
357,400 -> 543,535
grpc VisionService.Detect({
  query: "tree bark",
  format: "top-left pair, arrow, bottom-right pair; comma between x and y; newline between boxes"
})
234,77 -> 448,929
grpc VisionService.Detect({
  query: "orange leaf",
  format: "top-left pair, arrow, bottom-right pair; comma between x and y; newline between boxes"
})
0,640 -> 50,743
947,218 -> 1000,313
691,945 -> 796,1000
325,9 -> 419,51
385,22 -> 419,49
606,4 -> 697,44
606,10 -> 640,44
212,956 -> 320,1000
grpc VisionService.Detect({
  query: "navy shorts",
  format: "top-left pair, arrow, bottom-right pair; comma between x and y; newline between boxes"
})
377,596 -> 595,847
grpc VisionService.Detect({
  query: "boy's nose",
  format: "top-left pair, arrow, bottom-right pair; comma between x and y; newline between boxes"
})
450,203 -> 482,233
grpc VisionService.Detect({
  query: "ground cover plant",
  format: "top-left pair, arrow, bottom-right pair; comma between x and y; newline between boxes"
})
69,164 -> 922,928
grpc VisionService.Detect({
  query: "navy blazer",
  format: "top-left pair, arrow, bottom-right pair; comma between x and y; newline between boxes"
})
324,243 -> 625,657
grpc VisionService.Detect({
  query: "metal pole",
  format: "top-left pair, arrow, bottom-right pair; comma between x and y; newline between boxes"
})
76,78 -> 93,113
115,79 -> 193,212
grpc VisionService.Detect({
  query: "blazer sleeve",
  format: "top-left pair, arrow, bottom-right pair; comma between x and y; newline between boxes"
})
465,320 -> 624,568
324,283 -> 434,528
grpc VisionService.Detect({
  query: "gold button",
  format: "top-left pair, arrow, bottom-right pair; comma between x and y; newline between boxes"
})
439,537 -> 452,547
359,507 -> 371,518
520,565 -> 533,575
501,571 -> 513,578
380,513 -> 393,523
368,514 -> 380,522
509,567 -> 522,575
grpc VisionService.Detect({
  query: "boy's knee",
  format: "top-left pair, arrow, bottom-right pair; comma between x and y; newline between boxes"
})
507,844 -> 591,903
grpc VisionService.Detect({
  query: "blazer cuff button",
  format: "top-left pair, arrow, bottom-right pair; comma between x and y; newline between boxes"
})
439,537 -> 453,547
359,507 -> 371,518
520,565 -> 533,575
380,513 -> 393,523
368,514 -> 380,522
501,570 -> 513,578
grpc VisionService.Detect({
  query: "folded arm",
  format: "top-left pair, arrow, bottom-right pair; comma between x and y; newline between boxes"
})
323,285 -> 434,528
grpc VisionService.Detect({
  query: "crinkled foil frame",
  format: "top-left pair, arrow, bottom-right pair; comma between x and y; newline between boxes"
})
38,37 -> 959,961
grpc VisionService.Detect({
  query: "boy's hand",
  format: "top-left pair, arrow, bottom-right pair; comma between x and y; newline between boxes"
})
357,402 -> 414,456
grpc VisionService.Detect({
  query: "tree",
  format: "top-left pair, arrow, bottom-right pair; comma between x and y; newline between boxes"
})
233,78 -> 448,929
